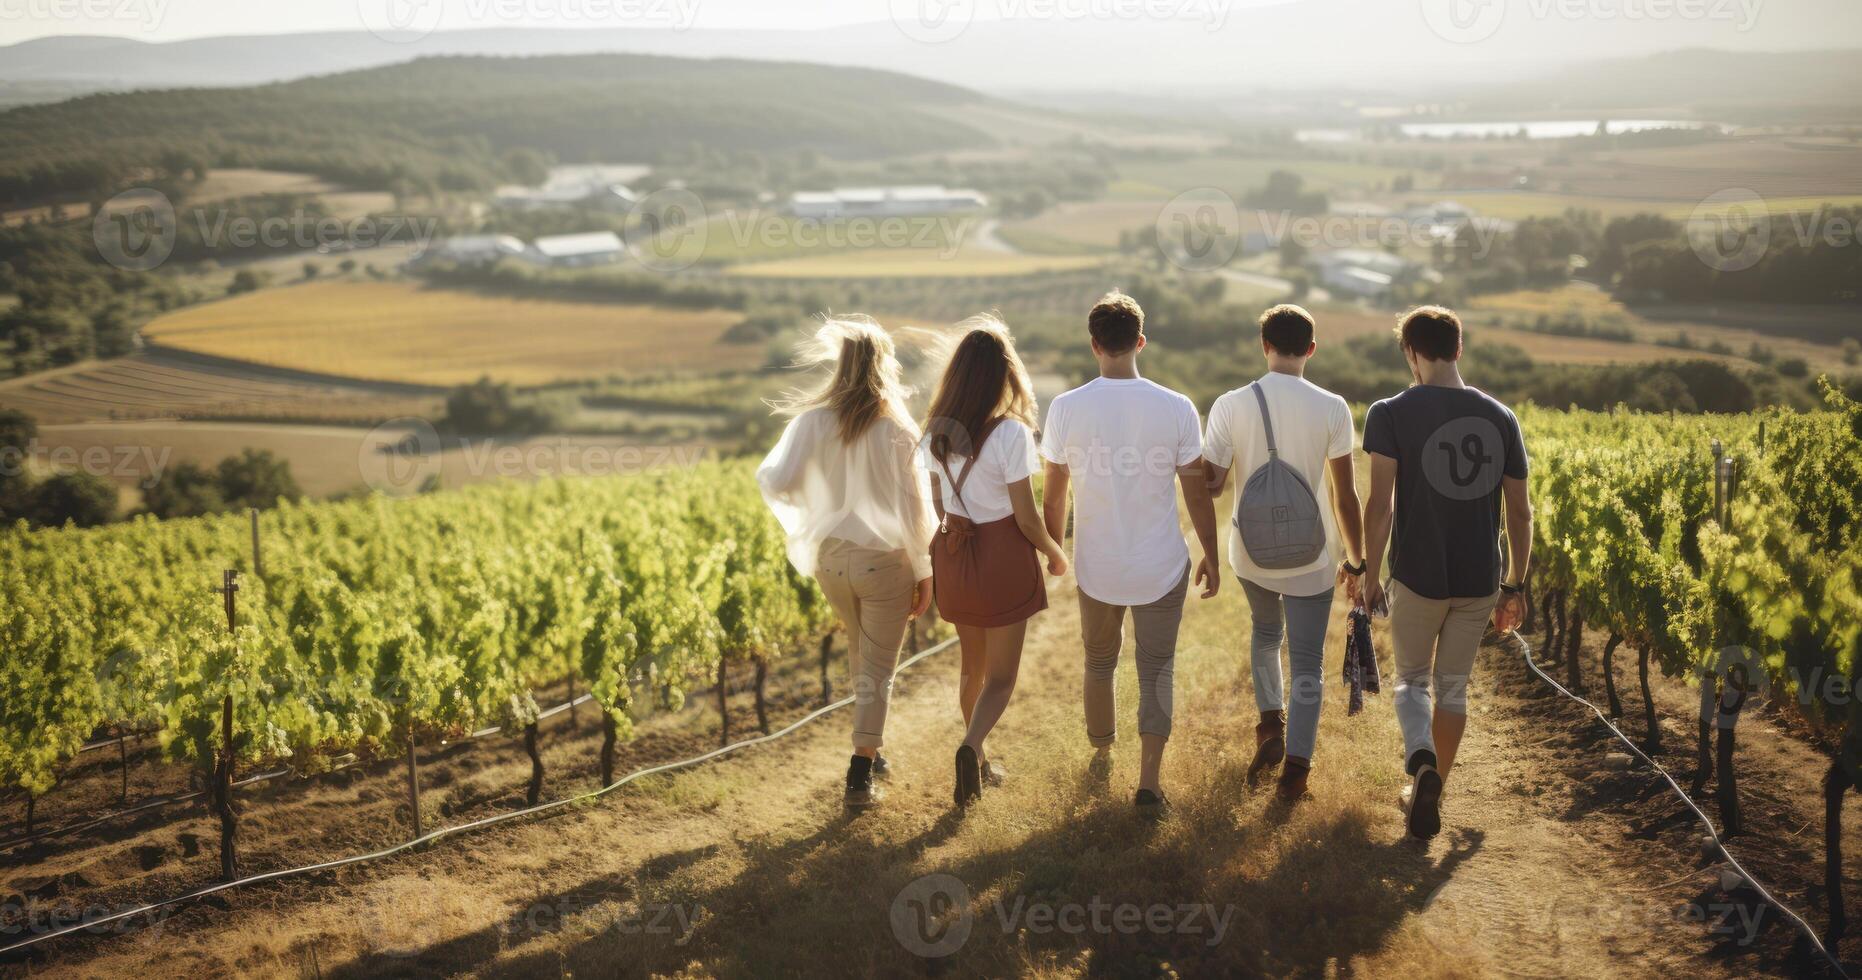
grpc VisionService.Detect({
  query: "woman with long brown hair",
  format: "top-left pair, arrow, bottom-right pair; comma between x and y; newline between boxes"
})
758,317 -> 935,810
920,316 -> 1067,808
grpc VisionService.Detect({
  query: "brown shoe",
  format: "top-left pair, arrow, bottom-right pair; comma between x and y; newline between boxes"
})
1246,711 -> 1285,787
1276,757 -> 1310,803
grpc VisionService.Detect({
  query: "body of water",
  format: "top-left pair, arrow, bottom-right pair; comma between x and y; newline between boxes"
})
1297,119 -> 1705,143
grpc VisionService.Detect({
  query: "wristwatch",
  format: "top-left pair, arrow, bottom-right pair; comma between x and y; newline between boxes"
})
1342,559 -> 1366,577
1499,581 -> 1523,595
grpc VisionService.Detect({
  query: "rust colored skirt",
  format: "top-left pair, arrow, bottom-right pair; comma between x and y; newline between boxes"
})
931,514 -> 1048,628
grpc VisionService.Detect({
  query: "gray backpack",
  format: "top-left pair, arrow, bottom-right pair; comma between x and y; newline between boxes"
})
1234,382 -> 1326,569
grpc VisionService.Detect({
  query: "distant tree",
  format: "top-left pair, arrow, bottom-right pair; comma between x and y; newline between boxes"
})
302,262 -> 320,281
141,461 -> 227,519
228,269 -> 262,295
0,408 -> 37,521
503,148 -> 552,187
31,471 -> 117,528
1278,236 -> 1309,270
338,258 -> 358,275
442,377 -> 558,436
1843,338 -> 1861,366
1393,174 -> 1415,193
217,448 -> 302,509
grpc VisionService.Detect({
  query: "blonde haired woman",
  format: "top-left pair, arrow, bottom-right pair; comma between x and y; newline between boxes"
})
758,317 -> 935,809
920,317 -> 1067,808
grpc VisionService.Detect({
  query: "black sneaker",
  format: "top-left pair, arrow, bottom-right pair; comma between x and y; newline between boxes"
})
846,755 -> 882,810
872,753 -> 893,781
981,758 -> 1007,788
1135,788 -> 1169,816
1406,765 -> 1443,839
955,744 -> 982,808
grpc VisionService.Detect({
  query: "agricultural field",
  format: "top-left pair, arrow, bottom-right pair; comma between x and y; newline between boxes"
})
722,247 -> 1105,279
1465,287 -> 1853,366
0,350 -> 440,426
139,281 -> 761,387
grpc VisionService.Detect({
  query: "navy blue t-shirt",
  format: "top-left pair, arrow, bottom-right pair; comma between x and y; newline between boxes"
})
1363,385 -> 1528,600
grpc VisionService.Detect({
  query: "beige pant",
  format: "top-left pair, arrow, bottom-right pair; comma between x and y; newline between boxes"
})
1387,579 -> 1499,762
1078,565 -> 1189,746
815,538 -> 916,750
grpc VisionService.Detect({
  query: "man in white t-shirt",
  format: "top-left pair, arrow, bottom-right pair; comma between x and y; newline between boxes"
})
1040,291 -> 1221,813
1203,305 -> 1366,803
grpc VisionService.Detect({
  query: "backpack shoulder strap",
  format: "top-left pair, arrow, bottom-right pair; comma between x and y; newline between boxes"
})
1251,382 -> 1279,459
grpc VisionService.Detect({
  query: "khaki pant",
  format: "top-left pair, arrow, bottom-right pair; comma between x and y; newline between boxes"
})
815,538 -> 916,750
1078,564 -> 1189,746
1387,579 -> 1499,762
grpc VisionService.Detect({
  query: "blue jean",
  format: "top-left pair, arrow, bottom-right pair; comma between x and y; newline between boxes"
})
1240,578 -> 1336,761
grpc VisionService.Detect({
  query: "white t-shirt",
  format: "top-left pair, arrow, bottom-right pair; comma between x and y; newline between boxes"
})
918,419 -> 1038,524
1203,371 -> 1354,597
1039,377 -> 1202,606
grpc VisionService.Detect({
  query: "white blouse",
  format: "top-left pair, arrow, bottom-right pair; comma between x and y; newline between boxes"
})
757,406 -> 936,581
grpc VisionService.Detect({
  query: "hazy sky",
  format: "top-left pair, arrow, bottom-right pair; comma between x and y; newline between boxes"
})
0,0 -> 934,43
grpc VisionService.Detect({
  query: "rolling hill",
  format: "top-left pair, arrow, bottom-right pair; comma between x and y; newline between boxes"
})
0,53 -> 995,199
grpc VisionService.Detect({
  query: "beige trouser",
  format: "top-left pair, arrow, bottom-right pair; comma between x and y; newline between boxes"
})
815,538 -> 916,750
1387,578 -> 1499,763
1078,564 -> 1190,746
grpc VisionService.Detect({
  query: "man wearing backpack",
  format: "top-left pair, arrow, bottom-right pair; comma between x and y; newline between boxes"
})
1361,305 -> 1532,841
1041,290 -> 1222,813
1203,304 -> 1366,803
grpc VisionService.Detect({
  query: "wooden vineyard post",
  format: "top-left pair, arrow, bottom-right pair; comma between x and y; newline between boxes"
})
601,712 -> 618,786
405,720 -> 422,840
567,657 -> 578,728
1565,596 -> 1584,694
119,735 -> 129,803
754,658 -> 771,735
212,569 -> 240,882
523,723 -> 543,807
716,659 -> 730,747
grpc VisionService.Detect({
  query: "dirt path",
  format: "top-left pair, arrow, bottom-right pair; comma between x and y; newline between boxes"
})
7,558 -> 1759,978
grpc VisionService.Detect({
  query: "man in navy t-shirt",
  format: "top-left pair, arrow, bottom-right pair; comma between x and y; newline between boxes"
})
1361,305 -> 1533,841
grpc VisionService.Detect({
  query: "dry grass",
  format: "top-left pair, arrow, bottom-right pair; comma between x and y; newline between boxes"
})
141,281 -> 759,387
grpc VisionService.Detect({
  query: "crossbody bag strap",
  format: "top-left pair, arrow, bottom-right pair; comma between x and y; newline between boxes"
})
937,417 -> 1006,523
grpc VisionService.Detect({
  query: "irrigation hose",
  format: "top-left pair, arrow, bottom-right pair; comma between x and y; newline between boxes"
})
0,694 -> 598,852
1515,631 -> 1850,979
0,637 -> 957,956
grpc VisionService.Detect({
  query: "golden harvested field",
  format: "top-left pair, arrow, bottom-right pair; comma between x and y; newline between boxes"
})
140,281 -> 760,387
0,350 -> 438,425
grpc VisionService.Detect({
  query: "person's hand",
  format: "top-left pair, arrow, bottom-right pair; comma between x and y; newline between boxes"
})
1362,578 -> 1387,618
909,577 -> 933,620
1338,561 -> 1362,607
1046,549 -> 1069,577
1194,553 -> 1221,599
1492,590 -> 1525,633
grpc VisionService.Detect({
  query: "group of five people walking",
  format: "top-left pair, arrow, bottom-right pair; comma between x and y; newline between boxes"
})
757,293 -> 1531,840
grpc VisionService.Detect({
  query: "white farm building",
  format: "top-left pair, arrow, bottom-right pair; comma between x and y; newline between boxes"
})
789,186 -> 988,220
530,231 -> 625,268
